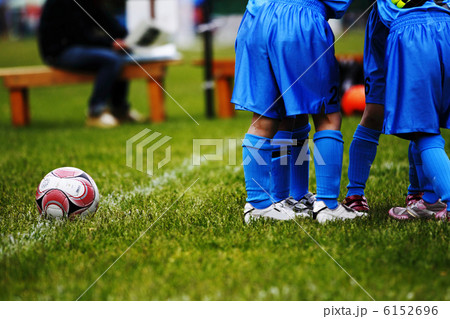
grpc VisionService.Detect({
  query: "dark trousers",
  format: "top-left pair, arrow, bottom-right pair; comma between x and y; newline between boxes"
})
51,46 -> 130,116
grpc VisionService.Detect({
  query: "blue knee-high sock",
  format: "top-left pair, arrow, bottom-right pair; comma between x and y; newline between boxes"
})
242,134 -> 273,209
346,125 -> 381,197
416,135 -> 450,210
314,130 -> 344,209
290,123 -> 311,200
410,141 -> 438,203
271,131 -> 293,202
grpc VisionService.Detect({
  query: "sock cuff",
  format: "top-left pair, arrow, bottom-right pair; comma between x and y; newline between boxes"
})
416,134 -> 445,152
292,123 -> 311,140
242,134 -> 273,151
273,130 -> 293,140
313,130 -> 343,143
272,131 -> 294,150
353,124 -> 381,144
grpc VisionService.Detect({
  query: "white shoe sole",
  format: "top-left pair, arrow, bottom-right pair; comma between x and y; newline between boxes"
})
244,203 -> 296,224
316,211 -> 367,224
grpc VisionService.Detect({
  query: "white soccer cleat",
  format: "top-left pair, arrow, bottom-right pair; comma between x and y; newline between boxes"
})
314,200 -> 367,224
244,202 -> 296,223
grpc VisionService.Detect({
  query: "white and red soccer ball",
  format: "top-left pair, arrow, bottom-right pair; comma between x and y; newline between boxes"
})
35,167 -> 100,219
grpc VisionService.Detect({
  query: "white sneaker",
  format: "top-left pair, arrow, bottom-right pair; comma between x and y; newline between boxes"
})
86,111 -> 119,128
244,202 -> 295,223
314,201 -> 367,224
282,197 -> 311,218
116,109 -> 146,123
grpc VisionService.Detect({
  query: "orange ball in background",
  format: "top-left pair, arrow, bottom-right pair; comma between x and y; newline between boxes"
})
341,84 -> 366,116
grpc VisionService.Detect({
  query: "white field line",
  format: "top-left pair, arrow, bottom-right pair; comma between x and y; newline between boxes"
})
0,220 -> 55,257
101,158 -> 194,210
0,158 -> 196,258
1,143 -> 242,259
0,148 -> 233,258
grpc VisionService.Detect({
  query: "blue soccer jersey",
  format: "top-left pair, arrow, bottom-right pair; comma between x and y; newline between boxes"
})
246,0 -> 269,15
377,0 -> 450,27
247,0 -> 352,18
322,0 -> 353,19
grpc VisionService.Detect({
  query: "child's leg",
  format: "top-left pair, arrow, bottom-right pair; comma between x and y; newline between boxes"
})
416,134 -> 450,210
290,115 -> 311,201
243,113 -> 279,209
312,112 -> 343,209
346,104 -> 383,197
390,135 -> 450,220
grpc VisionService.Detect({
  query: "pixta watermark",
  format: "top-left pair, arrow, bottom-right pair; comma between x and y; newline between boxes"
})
127,129 -> 325,176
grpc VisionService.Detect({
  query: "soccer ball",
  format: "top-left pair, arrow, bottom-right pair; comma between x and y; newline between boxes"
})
341,84 -> 366,116
35,167 -> 100,219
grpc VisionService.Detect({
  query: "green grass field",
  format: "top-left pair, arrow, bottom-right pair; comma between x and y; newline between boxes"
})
0,32 -> 449,301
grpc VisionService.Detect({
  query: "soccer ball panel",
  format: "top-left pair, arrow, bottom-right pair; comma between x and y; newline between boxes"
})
36,174 -> 60,198
41,189 -> 70,219
52,167 -> 84,178
46,204 -> 65,219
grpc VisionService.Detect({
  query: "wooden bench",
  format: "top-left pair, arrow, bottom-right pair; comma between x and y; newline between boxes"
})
195,55 -> 364,119
194,59 -> 236,119
0,60 -> 178,126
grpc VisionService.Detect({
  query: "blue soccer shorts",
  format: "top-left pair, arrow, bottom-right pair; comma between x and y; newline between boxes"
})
384,11 -> 450,136
232,0 -> 340,119
364,4 -> 389,106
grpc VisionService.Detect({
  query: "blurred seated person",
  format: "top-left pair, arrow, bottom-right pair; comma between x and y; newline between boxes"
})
38,0 -> 142,128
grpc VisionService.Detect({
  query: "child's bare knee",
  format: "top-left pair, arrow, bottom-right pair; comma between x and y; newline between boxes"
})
312,112 -> 341,131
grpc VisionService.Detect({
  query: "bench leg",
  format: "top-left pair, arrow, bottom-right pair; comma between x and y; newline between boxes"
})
10,88 -> 30,126
147,77 -> 166,123
216,77 -> 235,118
